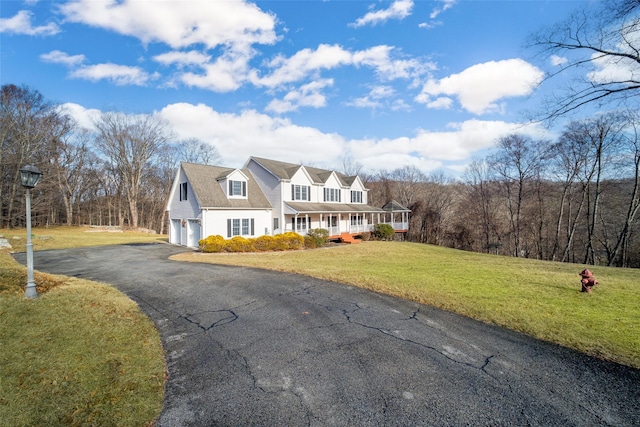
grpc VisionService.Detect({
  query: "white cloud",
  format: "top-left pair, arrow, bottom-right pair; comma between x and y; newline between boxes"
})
254,44 -> 430,89
416,59 -> 544,115
346,119 -> 546,171
550,55 -> 568,66
64,102 -> 548,175
159,102 -> 345,167
426,97 -> 453,109
153,50 -> 212,67
179,50 -> 252,92
70,63 -> 157,86
0,10 -> 60,36
58,0 -> 277,50
587,52 -> 640,85
346,97 -> 383,109
60,103 -> 102,130
345,85 -> 395,110
418,21 -> 442,30
254,44 -> 353,87
266,79 -> 333,113
430,0 -> 456,19
350,0 -> 414,28
40,50 -> 86,67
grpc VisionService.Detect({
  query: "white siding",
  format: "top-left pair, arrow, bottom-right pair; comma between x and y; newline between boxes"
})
247,160 -> 283,234
167,168 -> 200,245
201,209 -> 272,240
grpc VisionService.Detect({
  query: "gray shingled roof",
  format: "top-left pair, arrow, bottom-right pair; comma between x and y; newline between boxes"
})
250,156 -> 358,187
181,162 -> 272,209
285,202 -> 385,214
382,199 -> 411,212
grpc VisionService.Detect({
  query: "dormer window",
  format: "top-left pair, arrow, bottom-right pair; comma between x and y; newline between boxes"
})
351,190 -> 362,203
229,180 -> 247,197
324,188 -> 341,202
292,184 -> 310,201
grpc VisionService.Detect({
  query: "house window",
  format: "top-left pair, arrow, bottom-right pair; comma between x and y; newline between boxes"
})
273,218 -> 279,232
227,218 -> 255,237
229,180 -> 247,197
292,217 -> 308,231
350,215 -> 363,226
351,190 -> 362,203
324,188 -> 341,202
291,184 -> 310,201
179,182 -> 188,201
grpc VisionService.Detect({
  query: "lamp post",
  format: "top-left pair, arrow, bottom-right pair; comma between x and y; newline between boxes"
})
20,165 -> 42,299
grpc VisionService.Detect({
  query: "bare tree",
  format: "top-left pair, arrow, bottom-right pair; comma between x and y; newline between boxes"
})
548,124 -> 592,262
489,134 -> 549,257
93,112 -> 172,229
463,160 -> 502,253
387,165 -> 426,208
50,127 -> 97,225
528,0 -> 640,122
177,138 -> 221,165
577,114 -> 625,264
605,112 -> 640,266
0,84 -> 66,227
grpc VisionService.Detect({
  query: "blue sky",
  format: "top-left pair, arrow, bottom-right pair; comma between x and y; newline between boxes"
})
1,0 -> 588,175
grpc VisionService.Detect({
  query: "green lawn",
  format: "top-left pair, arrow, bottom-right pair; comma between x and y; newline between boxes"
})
0,227 -> 167,427
173,241 -> 640,369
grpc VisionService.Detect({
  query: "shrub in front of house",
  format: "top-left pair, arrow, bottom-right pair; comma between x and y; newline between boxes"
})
360,231 -> 371,241
306,228 -> 329,248
304,235 -> 317,249
281,232 -> 305,250
228,236 -> 253,252
199,232 -> 306,253
199,235 -> 226,252
373,223 -> 395,241
253,235 -> 277,251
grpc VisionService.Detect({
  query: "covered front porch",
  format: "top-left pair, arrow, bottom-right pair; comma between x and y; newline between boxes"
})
282,201 -> 409,238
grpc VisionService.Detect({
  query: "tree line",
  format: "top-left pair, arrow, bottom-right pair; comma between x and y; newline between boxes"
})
1,84 -> 219,235
364,112 -> 640,267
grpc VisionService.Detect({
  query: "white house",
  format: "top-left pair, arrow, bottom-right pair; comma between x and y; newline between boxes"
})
167,157 -> 409,247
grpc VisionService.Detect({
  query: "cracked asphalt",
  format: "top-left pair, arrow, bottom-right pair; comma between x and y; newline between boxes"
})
16,243 -> 640,426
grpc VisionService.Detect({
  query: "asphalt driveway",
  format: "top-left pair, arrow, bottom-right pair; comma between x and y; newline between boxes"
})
16,243 -> 640,426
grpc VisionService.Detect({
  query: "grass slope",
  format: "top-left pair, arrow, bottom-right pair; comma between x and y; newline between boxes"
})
173,241 -> 640,369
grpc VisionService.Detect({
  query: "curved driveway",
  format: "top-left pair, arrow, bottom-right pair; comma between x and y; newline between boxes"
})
19,243 -> 640,426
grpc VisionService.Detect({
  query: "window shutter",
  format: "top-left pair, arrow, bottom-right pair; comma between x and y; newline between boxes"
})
229,180 -> 233,195
242,181 -> 247,197
307,186 -> 311,201
292,184 -> 295,200
250,219 -> 255,236
227,219 -> 231,238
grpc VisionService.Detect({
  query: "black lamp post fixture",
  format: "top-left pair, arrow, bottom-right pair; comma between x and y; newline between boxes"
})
19,165 -> 42,298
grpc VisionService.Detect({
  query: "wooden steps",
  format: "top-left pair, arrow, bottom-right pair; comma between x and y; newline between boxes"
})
340,232 -> 361,244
